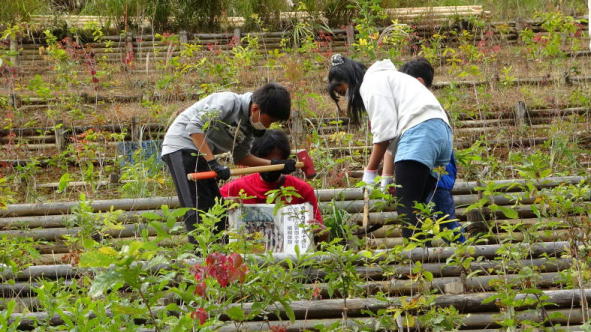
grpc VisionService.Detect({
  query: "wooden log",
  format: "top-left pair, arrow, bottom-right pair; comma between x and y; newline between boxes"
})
0,209 -> 158,230
0,135 -> 55,144
2,256 -> 572,283
216,308 -> 591,331
1,175 -> 586,218
8,289 -> 591,328
345,24 -> 355,47
234,288 -> 591,320
0,221 -> 184,242
53,120 -> 66,152
0,197 -> 177,217
0,264 -> 90,282
346,271 -> 564,296
371,217 -> 571,238
368,230 -> 571,249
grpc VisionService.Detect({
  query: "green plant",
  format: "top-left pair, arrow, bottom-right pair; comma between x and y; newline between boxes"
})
13,158 -> 41,202
119,150 -> 167,198
482,241 -> 560,331
0,300 -> 22,331
520,11 -> 579,59
420,33 -> 446,65
63,194 -> 126,250
500,65 -> 516,86
350,0 -> 386,60
0,235 -> 41,276
323,201 -> 350,242
81,0 -> 171,31
0,176 -> 15,209
0,0 -> 47,24
465,181 -> 520,222
419,305 -> 464,331
320,242 -> 371,318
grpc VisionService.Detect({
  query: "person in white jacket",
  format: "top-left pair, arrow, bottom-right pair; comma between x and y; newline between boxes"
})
327,54 -> 453,240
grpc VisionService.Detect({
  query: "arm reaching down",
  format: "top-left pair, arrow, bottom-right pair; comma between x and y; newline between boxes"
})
190,133 -> 215,161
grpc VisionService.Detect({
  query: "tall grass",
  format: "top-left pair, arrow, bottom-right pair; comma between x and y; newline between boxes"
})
1,0 -> 587,28
0,0 -> 48,24
383,0 -> 588,19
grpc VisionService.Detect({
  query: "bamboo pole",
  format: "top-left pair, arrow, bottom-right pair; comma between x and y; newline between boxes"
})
0,221 -> 183,242
2,175 -> 586,218
0,199 -> 580,234
0,209 -> 157,230
367,230 -> 572,249
215,308 -> 591,331
9,293 -> 591,329
25,241 -> 574,271
2,254 -> 571,283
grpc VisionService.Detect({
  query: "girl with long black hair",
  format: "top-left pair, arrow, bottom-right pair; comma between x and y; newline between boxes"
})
327,54 -> 453,240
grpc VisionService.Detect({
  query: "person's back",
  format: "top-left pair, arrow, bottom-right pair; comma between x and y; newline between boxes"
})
397,58 -> 465,243
360,59 -> 450,143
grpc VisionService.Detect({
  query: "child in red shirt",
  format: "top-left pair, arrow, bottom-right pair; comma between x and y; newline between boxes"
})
220,130 -> 326,240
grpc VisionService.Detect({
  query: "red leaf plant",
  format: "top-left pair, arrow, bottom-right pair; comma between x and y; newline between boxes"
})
270,326 -> 288,332
190,307 -> 208,325
191,253 -> 249,296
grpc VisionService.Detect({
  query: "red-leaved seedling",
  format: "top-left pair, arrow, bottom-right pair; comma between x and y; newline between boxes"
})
190,308 -> 208,325
191,252 -> 249,295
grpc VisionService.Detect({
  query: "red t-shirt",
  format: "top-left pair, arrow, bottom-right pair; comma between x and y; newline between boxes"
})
220,174 -> 323,223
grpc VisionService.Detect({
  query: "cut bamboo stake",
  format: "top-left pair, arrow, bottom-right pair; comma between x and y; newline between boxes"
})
362,187 -> 370,232
54,120 -> 66,152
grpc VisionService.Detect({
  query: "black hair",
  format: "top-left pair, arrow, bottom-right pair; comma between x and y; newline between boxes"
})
399,57 -> 434,88
251,83 -> 291,121
250,129 -> 291,159
327,56 -> 367,125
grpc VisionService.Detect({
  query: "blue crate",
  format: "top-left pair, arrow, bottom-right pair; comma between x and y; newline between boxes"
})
116,140 -> 163,166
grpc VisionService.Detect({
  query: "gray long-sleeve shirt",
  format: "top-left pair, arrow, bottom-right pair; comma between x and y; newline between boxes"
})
161,92 -> 255,162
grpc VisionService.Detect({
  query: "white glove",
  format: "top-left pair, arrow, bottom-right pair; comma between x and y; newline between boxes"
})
362,169 -> 378,185
380,175 -> 394,190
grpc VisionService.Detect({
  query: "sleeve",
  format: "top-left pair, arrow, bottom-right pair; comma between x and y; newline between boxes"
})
360,88 -> 399,144
300,184 -> 323,224
219,182 -> 231,197
185,93 -> 236,135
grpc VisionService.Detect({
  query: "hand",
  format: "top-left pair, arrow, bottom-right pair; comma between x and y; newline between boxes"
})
207,159 -> 231,181
271,159 -> 297,174
380,176 -> 396,195
362,169 -> 378,185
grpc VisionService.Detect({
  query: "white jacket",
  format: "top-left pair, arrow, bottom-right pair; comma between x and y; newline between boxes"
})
359,59 -> 450,146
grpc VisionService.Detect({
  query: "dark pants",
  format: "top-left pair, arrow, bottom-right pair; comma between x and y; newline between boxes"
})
395,160 -> 437,239
162,149 -> 224,244
431,188 -> 466,243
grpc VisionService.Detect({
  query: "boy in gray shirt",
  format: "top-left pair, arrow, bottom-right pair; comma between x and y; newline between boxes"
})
161,83 -> 295,243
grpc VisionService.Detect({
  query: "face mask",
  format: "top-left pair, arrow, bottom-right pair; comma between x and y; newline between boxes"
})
260,171 -> 281,183
250,111 -> 266,130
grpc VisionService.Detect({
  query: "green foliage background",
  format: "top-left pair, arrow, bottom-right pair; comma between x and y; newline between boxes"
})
1,0 -> 587,30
